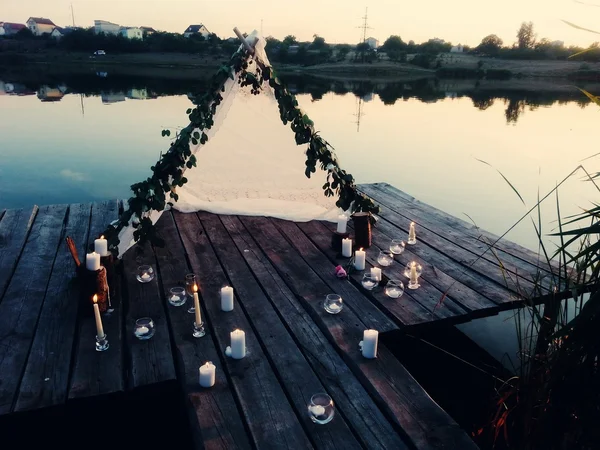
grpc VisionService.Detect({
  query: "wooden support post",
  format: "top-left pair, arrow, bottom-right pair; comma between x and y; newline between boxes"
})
233,27 -> 254,54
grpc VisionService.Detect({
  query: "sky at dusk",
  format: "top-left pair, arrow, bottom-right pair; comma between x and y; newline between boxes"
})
4,0 -> 600,47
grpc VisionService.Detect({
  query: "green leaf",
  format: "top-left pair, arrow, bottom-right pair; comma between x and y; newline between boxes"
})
193,131 -> 200,139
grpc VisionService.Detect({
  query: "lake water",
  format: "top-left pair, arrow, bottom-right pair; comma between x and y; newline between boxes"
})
1,73 -> 598,367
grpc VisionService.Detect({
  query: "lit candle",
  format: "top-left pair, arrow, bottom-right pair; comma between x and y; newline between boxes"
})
362,329 -> 378,359
408,222 -> 417,244
336,215 -> 347,233
198,362 -> 216,388
220,286 -> 234,312
193,284 -> 202,326
92,294 -> 105,339
94,235 -> 108,257
410,262 -> 418,285
370,267 -> 382,282
341,238 -> 352,257
354,248 -> 366,270
230,329 -> 246,359
86,252 -> 101,271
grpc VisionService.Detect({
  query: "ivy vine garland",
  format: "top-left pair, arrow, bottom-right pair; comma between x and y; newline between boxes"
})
102,44 -> 379,256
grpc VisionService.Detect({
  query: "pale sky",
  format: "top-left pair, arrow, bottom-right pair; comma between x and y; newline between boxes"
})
4,0 -> 600,47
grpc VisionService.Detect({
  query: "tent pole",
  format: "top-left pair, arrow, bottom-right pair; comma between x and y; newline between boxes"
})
233,27 -> 255,54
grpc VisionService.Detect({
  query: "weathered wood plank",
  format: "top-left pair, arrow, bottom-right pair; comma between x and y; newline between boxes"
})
174,211 -> 314,450
0,204 -> 68,415
199,212 -> 365,450
0,206 -> 39,302
153,211 -> 252,450
15,204 -> 92,412
0,209 -> 5,222
239,215 -> 478,450
69,200 -> 124,400
219,214 -> 409,450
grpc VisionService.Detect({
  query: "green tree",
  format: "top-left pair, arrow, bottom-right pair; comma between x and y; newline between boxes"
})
381,35 -> 407,61
355,41 -> 370,61
477,34 -> 503,55
310,34 -> 326,50
335,44 -> 352,61
517,21 -> 536,49
283,35 -> 297,46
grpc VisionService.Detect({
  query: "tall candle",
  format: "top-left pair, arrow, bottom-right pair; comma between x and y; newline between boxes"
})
362,329 -> 378,359
341,238 -> 352,258
408,222 -> 416,244
354,248 -> 366,270
92,294 -> 105,339
370,267 -> 382,281
336,215 -> 347,233
193,284 -> 202,325
410,263 -> 418,284
230,329 -> 246,359
86,252 -> 101,271
199,362 -> 216,387
94,235 -> 108,257
221,286 -> 234,312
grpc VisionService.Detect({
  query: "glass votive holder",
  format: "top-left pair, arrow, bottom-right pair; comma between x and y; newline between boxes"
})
308,393 -> 335,425
390,239 -> 406,255
384,280 -> 405,299
136,265 -> 155,283
361,273 -> 378,290
134,317 -> 155,340
185,273 -> 198,314
403,261 -> 423,278
377,251 -> 394,267
168,286 -> 187,306
324,294 -> 343,314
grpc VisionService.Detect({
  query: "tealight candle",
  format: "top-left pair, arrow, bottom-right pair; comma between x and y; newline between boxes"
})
341,238 -> 352,258
92,294 -> 105,339
336,215 -> 347,233
94,235 -> 109,257
361,329 -> 378,359
86,252 -> 101,271
199,362 -> 216,388
221,286 -> 234,312
354,248 -> 366,270
230,329 -> 246,359
370,267 -> 382,282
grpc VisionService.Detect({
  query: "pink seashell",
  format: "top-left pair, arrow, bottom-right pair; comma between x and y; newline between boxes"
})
335,267 -> 347,278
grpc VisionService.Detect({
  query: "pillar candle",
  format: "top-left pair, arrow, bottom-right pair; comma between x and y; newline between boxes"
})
370,267 -> 382,281
92,294 -> 105,339
354,249 -> 366,270
230,329 -> 246,359
408,222 -> 416,243
362,329 -> 378,359
221,286 -> 234,312
199,362 -> 216,387
341,238 -> 352,257
193,285 -> 202,325
86,252 -> 101,271
94,236 -> 108,257
336,215 -> 347,233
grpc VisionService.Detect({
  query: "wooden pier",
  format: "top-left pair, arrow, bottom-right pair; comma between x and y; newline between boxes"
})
0,183 -> 558,449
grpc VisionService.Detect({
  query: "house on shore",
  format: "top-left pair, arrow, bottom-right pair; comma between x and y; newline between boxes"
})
140,26 -> 156,35
51,26 -> 77,39
94,20 -> 120,35
0,22 -> 27,36
26,17 -> 56,36
365,37 -> 379,49
450,44 -> 464,53
120,27 -> 143,40
183,24 -> 210,38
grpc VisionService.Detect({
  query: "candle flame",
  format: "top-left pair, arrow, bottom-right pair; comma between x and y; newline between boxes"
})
92,294 -> 98,304
100,235 -> 104,239
193,284 -> 198,293
359,248 -> 363,251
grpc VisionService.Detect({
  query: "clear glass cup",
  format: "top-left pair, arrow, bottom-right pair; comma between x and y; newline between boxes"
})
324,294 -> 343,314
403,261 -> 423,278
308,393 -> 335,425
361,273 -> 378,290
168,286 -> 187,306
377,251 -> 394,267
136,265 -> 155,283
390,239 -> 406,255
185,273 -> 198,314
134,317 -> 155,340
385,280 -> 405,298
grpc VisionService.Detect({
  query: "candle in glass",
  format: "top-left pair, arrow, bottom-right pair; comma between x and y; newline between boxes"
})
362,329 -> 379,359
370,267 -> 382,282
86,252 -> 101,271
341,238 -> 352,258
230,329 -> 246,359
221,286 -> 234,312
92,294 -> 105,339
336,215 -> 347,233
193,284 -> 202,325
354,248 -> 366,270
199,362 -> 216,387
94,235 -> 109,257
408,222 -> 417,245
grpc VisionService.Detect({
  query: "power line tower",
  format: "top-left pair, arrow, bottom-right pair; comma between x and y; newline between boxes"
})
70,3 -> 76,27
357,7 -> 373,43
353,97 -> 365,132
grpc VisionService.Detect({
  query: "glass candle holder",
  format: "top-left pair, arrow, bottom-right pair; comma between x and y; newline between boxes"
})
361,273 -> 378,290
136,265 -> 155,283
403,261 -> 423,278
193,321 -> 206,338
168,286 -> 187,306
134,317 -> 155,340
384,280 -> 405,298
308,393 -> 335,425
324,294 -> 343,314
95,334 -> 109,352
389,239 -> 406,255
403,261 -> 423,290
377,251 -> 394,267
185,273 -> 198,314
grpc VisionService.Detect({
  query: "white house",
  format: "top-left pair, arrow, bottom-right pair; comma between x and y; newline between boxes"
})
51,26 -> 77,39
365,37 -> 379,49
0,22 -> 27,36
450,44 -> 464,53
26,17 -> 56,36
120,27 -> 143,40
183,24 -> 210,38
95,20 -> 120,35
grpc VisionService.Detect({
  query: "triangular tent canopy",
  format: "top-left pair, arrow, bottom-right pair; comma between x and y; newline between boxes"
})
105,30 -> 378,257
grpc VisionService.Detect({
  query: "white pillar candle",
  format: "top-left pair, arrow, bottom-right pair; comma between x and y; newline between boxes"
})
199,362 -> 216,387
362,329 -> 378,359
92,294 -> 105,339
410,263 -> 419,284
230,329 -> 246,359
193,285 -> 202,325
86,252 -> 101,271
336,215 -> 347,233
341,238 -> 352,257
354,249 -> 366,270
370,267 -> 382,282
220,286 -> 234,312
94,236 -> 108,257
408,222 -> 416,244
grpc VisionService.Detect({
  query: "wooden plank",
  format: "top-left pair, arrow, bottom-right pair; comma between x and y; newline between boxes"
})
238,215 -> 478,450
174,211 -> 314,450
152,211 -> 252,450
15,204 -> 92,412
199,212 -> 368,450
69,200 -> 124,400
219,214 -> 409,450
0,204 -> 68,415
0,209 -> 5,222
0,206 -> 39,302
